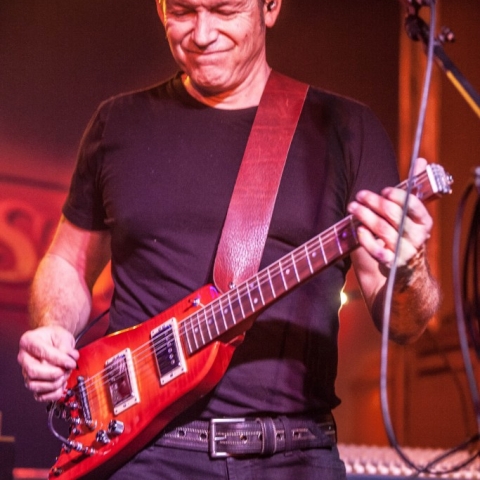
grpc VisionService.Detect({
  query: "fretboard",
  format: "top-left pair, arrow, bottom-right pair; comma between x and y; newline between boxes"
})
180,164 -> 453,355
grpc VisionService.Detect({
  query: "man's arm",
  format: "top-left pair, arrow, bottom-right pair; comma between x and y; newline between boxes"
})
348,162 -> 441,344
18,216 -> 111,401
351,243 -> 439,344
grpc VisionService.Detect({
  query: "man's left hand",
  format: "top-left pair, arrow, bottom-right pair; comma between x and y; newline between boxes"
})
347,159 -> 432,270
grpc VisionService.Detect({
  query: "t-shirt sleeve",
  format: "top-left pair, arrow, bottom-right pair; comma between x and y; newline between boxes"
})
62,103 -> 109,231
346,103 -> 400,203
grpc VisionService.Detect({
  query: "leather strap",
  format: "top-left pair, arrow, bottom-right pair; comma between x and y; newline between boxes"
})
213,71 -> 309,293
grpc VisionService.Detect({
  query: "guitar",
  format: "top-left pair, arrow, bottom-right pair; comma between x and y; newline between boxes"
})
47,164 -> 453,479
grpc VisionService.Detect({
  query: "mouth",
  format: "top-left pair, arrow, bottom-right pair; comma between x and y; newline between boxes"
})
186,49 -> 228,57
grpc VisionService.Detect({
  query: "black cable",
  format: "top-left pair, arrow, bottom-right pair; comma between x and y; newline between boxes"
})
379,0 -> 437,472
454,182 -> 480,432
379,1 -> 480,475
75,307 -> 110,345
463,195 -> 480,357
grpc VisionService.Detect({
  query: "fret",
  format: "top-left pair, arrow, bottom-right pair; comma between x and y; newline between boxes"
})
237,283 -> 255,317
269,265 -> 287,297
318,235 -> 328,264
258,272 -> 275,304
201,308 -> 212,344
208,302 -> 221,337
227,289 -> 247,321
321,227 -> 343,262
218,294 -> 237,331
306,238 -> 325,271
218,297 -> 229,332
333,224 -> 344,255
291,252 -> 300,282
257,277 -> 266,306
336,216 -> 359,253
304,244 -> 314,274
247,277 -> 263,311
279,256 -> 298,290
247,281 -> 258,311
184,317 -> 197,354
267,269 -> 277,298
192,313 -> 203,348
279,261 -> 288,290
227,294 -> 237,323
235,288 -> 247,319
292,248 -> 312,281
202,307 -> 214,342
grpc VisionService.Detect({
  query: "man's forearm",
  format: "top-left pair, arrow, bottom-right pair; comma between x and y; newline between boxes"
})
29,253 -> 93,336
372,251 -> 441,344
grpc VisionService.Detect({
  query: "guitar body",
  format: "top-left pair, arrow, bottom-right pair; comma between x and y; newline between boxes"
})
50,284 -> 237,480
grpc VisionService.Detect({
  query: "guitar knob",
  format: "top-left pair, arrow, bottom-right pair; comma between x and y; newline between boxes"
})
96,430 -> 111,445
51,467 -> 63,477
108,420 -> 125,437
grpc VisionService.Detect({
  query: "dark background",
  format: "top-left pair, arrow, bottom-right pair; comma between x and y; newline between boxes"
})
0,1 -> 400,165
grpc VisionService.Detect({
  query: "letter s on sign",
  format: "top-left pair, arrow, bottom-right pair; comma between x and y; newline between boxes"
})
0,200 -> 45,284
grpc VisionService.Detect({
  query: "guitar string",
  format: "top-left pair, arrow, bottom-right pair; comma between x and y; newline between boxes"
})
73,173 -> 431,403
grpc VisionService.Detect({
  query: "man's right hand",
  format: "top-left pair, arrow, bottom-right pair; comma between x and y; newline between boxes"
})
18,325 -> 79,402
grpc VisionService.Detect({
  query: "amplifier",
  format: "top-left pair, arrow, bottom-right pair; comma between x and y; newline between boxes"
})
339,443 -> 480,479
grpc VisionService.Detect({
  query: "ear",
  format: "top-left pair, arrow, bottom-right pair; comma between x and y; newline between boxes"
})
156,0 -> 166,26
264,0 -> 282,28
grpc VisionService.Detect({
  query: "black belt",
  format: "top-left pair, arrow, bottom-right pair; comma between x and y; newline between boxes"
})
155,414 -> 336,458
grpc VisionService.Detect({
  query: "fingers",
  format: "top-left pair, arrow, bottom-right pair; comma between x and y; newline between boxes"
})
19,326 -> 79,369
354,225 -> 408,267
23,368 -> 71,402
349,191 -> 428,246
348,169 -> 434,268
381,186 -> 433,234
18,326 -> 79,402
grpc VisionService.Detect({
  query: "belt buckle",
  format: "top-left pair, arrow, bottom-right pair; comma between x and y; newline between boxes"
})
209,417 -> 246,458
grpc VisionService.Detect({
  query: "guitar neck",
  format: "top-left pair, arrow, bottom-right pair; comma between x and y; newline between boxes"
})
180,164 -> 453,356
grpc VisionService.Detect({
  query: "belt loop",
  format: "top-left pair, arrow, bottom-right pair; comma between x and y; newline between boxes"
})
255,417 -> 277,455
278,416 -> 293,456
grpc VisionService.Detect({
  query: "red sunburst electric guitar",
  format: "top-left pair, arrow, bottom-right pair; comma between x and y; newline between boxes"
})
47,164 -> 452,479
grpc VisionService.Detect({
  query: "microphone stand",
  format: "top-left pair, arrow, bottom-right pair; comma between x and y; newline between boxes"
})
404,10 -> 480,119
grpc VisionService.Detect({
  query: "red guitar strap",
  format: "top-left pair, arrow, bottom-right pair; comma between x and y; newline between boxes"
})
213,71 -> 309,293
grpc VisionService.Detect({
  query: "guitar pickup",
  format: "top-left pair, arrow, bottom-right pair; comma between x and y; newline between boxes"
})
105,348 -> 140,415
151,318 -> 187,386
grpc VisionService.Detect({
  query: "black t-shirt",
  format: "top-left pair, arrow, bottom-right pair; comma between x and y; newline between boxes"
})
63,73 -> 399,418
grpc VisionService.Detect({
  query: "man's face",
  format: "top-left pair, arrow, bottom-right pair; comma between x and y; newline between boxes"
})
157,0 -> 272,97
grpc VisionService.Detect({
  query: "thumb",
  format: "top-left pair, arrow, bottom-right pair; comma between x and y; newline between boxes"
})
413,157 -> 428,176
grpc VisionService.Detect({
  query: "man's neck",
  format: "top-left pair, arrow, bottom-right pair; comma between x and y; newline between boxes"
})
182,64 -> 272,110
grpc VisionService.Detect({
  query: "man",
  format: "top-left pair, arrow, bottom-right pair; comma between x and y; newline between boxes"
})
18,0 -> 440,478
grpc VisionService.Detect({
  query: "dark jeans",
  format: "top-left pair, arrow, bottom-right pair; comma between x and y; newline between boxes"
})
108,444 -> 347,480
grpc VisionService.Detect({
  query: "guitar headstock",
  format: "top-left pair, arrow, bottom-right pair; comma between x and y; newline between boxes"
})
401,163 -> 453,202
425,163 -> 454,198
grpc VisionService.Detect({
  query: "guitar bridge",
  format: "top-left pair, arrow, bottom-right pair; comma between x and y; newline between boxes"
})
151,318 -> 187,385
105,348 -> 140,415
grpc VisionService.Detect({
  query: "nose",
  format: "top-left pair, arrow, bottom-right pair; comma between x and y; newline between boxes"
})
191,11 -> 217,48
